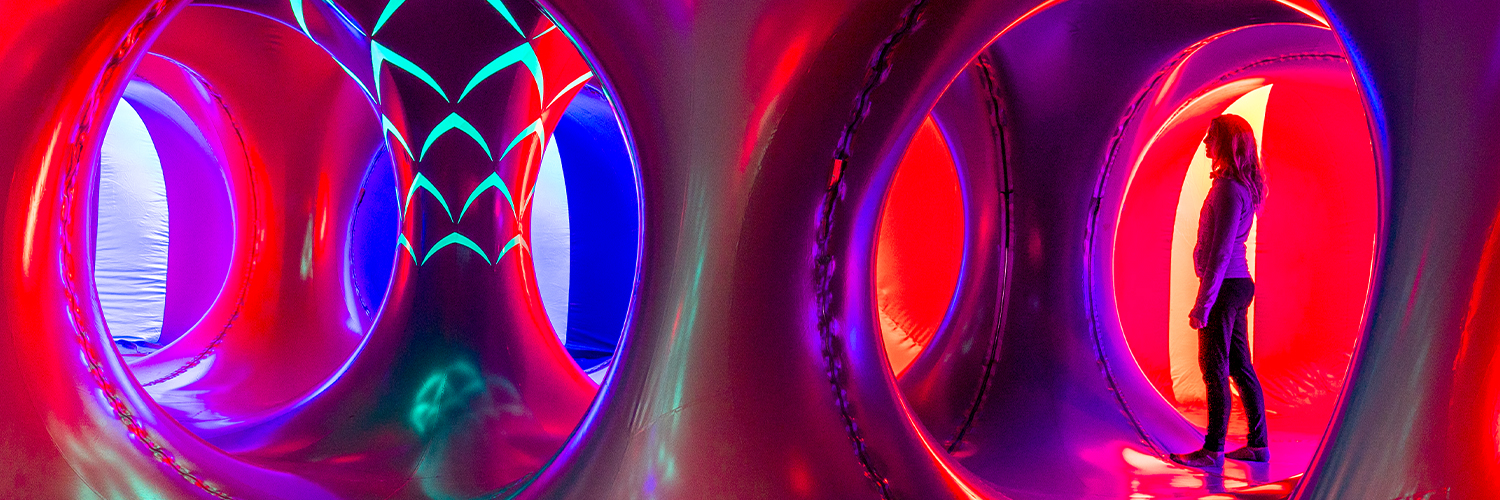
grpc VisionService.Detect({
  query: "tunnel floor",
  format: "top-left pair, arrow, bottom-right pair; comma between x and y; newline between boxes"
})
994,411 -> 1317,499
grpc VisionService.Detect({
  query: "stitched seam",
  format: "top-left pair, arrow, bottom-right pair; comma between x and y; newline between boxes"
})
60,2 -> 232,496
1088,33 -> 1215,459
945,53 -> 1013,451
815,1 -> 930,498
349,183 -> 373,315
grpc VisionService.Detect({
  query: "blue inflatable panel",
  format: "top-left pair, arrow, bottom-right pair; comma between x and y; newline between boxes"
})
349,149 -> 399,319
555,85 -> 638,372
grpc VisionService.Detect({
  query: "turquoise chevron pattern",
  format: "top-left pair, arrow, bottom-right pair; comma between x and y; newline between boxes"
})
421,114 -> 491,160
292,0 -> 591,266
371,41 -> 451,101
372,0 -> 524,37
462,43 -> 543,101
397,232 -> 526,265
402,173 -> 453,222
382,115 -> 414,158
461,172 -> 518,223
400,172 -> 520,228
396,169 -> 528,264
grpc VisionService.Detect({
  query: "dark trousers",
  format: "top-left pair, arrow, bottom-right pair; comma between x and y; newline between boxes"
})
1199,277 -> 1268,451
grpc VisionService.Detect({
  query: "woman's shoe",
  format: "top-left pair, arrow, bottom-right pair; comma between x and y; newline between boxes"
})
1226,446 -> 1270,462
1169,449 -> 1224,468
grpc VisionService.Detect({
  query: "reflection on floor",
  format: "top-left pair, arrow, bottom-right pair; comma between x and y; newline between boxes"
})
1111,407 -> 1320,499
990,407 -> 1319,499
1112,432 -> 1315,499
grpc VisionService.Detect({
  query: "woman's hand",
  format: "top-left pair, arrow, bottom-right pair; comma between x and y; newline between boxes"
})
1189,305 -> 1209,329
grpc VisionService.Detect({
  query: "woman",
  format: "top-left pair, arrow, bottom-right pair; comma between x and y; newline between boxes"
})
1169,114 -> 1271,468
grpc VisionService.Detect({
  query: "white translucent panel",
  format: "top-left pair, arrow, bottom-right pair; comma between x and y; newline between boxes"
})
531,136 -> 571,344
96,98 -> 170,344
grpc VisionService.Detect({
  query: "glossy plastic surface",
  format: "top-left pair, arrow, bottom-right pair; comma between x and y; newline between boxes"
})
3,0 -> 1498,498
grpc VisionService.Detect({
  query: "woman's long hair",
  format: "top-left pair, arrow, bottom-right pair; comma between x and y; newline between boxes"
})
1207,114 -> 1267,208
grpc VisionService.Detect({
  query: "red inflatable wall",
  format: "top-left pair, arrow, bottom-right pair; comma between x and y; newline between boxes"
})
877,117 -> 964,376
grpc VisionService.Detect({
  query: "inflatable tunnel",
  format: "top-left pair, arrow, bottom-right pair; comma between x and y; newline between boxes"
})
3,0 -> 1500,499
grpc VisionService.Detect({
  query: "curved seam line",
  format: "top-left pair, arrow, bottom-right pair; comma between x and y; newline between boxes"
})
349,181 -> 372,314
946,54 -> 1013,451
60,2 -> 233,496
815,1 -> 930,498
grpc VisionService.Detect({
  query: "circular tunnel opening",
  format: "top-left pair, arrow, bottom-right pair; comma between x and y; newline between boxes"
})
532,82 -> 640,382
1107,29 -> 1379,486
96,80 -> 236,357
107,5 -> 390,438
69,0 -> 642,496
